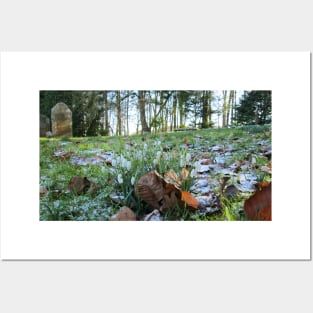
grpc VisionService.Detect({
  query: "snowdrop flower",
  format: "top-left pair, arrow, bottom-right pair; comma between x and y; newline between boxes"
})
112,159 -> 117,167
190,169 -> 196,178
126,161 -> 131,171
121,157 -> 128,168
180,157 -> 185,168
143,143 -> 148,150
193,161 -> 201,171
131,177 -> 135,186
156,151 -> 162,159
117,174 -> 123,184
153,159 -> 159,166
186,153 -> 191,163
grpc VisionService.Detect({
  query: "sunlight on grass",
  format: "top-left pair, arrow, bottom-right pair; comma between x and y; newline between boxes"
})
40,125 -> 271,221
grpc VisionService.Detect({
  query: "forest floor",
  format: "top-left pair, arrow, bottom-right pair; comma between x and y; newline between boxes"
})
40,125 -> 271,221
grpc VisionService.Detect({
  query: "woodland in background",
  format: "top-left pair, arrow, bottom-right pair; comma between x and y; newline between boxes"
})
40,90 -> 272,137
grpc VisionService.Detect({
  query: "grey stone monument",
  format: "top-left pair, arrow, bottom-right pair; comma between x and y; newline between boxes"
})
40,114 -> 50,137
51,102 -> 73,137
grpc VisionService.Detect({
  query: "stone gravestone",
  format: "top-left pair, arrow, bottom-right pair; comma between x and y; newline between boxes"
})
51,102 -> 73,137
40,114 -> 50,137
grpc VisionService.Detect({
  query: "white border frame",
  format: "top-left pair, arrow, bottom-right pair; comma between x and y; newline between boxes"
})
0,52 -> 310,260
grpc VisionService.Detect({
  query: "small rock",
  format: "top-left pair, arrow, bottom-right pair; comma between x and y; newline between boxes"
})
110,206 -> 137,221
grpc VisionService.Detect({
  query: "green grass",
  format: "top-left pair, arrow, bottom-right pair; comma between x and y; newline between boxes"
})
40,125 -> 271,221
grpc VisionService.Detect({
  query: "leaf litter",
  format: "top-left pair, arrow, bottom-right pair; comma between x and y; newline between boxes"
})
40,126 -> 271,221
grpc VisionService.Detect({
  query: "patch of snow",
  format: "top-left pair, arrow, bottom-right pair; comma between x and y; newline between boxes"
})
196,194 -> 219,210
214,155 -> 225,164
82,149 -> 106,154
197,165 -> 210,173
144,209 -> 163,221
54,150 -> 66,156
205,206 -> 220,214
219,168 -> 234,176
212,145 -> 222,151
194,179 -> 209,188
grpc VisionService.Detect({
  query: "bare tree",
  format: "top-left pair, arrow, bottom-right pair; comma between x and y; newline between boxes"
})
138,90 -> 150,133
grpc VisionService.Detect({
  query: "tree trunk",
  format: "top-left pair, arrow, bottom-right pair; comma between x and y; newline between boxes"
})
126,91 -> 129,135
201,91 -> 209,128
178,91 -> 184,127
116,90 -> 122,135
138,90 -> 150,133
222,90 -> 227,127
231,90 -> 236,125
208,90 -> 212,126
173,91 -> 177,130
226,90 -> 234,127
104,91 -> 110,135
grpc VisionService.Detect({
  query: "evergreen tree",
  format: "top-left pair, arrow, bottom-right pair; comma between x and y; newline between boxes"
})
236,91 -> 271,125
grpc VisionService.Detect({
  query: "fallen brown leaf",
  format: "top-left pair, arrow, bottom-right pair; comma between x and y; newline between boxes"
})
223,184 -> 239,200
180,168 -> 189,181
180,191 -> 199,210
244,182 -> 271,221
68,176 -> 91,195
135,170 -> 164,210
110,207 -> 137,221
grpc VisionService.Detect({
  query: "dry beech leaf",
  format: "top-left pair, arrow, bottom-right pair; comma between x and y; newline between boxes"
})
54,150 -> 73,160
180,191 -> 199,210
110,206 -> 137,221
180,168 -> 189,181
88,181 -> 99,195
244,182 -> 271,221
60,152 -> 73,160
255,181 -> 270,189
163,170 -> 182,200
68,176 -> 91,195
200,159 -> 212,165
135,170 -> 164,210
164,169 -> 182,186
136,170 -> 197,213
162,191 -> 179,211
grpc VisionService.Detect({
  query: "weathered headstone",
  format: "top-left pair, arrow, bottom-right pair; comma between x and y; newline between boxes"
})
51,102 -> 72,137
40,114 -> 50,137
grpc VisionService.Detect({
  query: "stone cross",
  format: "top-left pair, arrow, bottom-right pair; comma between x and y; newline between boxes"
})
51,102 -> 73,137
